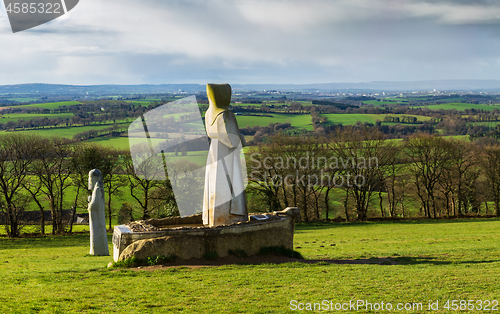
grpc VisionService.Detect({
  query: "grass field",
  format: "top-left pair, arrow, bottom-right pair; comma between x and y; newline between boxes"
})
414,103 -> 500,111
0,112 -> 73,123
125,100 -> 157,106
7,97 -> 38,102
0,218 -> 499,313
84,136 -> 131,150
236,113 -> 313,130
362,100 -> 408,106
321,113 -> 432,126
2,123 -> 129,139
7,101 -> 83,110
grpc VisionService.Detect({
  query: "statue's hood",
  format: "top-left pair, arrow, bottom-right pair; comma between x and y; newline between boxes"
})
206,83 -> 231,126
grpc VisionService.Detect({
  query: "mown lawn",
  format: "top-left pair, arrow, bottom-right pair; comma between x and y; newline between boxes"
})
1,219 -> 499,313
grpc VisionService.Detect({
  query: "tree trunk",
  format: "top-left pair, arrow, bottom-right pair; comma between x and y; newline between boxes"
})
324,187 -> 331,220
343,189 -> 350,221
107,187 -> 112,230
378,190 -> 384,217
68,185 -> 80,233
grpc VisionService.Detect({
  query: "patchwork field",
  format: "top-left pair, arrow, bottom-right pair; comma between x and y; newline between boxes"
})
0,112 -> 73,122
236,113 -> 313,130
1,219 -> 499,313
321,113 -> 433,126
1,123 -> 129,139
7,97 -> 38,103
6,101 -> 83,110
362,100 -> 408,106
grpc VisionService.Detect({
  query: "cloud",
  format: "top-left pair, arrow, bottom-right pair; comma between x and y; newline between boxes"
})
405,1 -> 500,24
0,0 -> 500,84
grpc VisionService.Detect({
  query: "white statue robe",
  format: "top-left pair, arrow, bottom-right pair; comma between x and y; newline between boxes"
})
203,110 -> 248,226
88,183 -> 109,256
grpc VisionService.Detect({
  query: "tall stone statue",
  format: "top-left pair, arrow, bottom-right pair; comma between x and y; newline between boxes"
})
87,169 -> 109,256
203,83 -> 248,227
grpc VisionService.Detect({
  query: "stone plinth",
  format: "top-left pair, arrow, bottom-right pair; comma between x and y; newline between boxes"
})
112,211 -> 298,262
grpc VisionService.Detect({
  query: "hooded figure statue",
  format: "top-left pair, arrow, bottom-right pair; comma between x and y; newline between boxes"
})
203,83 -> 248,227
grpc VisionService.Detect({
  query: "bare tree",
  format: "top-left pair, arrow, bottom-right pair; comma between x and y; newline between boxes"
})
71,144 -> 127,230
124,152 -> 163,220
328,127 -> 391,220
479,145 -> 500,217
30,137 -> 74,234
404,134 -> 449,218
440,140 -> 479,216
0,134 -> 40,237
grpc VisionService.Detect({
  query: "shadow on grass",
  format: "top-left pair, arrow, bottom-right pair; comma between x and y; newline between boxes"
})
299,256 -> 500,266
0,233 -> 112,250
113,255 -> 500,270
295,217 -> 500,232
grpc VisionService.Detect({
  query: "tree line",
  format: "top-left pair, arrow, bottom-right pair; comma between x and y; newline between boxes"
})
0,134 -> 177,238
4,128 -> 500,237
247,128 -> 500,222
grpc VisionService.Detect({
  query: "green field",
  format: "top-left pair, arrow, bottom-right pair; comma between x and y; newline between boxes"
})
1,219 -> 499,313
321,113 -> 432,126
8,101 -> 83,110
0,112 -> 73,123
85,136 -> 131,150
2,123 -> 129,139
414,103 -> 500,111
362,100 -> 408,106
7,97 -> 38,102
125,100 -> 158,106
236,113 -> 313,130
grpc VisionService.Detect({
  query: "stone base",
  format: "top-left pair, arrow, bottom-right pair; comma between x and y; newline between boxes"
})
112,211 -> 297,262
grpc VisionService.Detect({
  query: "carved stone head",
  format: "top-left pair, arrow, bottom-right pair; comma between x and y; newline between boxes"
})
88,169 -> 103,190
207,83 -> 231,109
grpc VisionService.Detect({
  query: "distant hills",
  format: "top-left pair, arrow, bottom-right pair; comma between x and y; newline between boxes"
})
1,80 -> 500,95
232,80 -> 500,92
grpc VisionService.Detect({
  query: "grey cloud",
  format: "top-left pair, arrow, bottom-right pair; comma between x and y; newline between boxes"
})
0,0 -> 500,84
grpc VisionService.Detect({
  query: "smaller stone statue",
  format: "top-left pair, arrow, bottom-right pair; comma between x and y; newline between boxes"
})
87,169 -> 109,256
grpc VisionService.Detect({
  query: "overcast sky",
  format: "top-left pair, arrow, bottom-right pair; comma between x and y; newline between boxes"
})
1,0 -> 500,85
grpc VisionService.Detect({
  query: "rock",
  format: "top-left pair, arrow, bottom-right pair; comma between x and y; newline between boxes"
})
116,215 -> 295,262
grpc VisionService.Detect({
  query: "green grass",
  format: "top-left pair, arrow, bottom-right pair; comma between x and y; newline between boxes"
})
363,100 -> 407,106
321,113 -> 433,126
0,113 -> 73,123
7,97 -> 38,103
0,219 -> 499,313
3,123 -> 129,139
84,136 -> 131,150
365,114 -> 433,122
8,101 -> 83,110
236,113 -> 313,130
321,114 -> 377,125
125,100 -> 157,106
